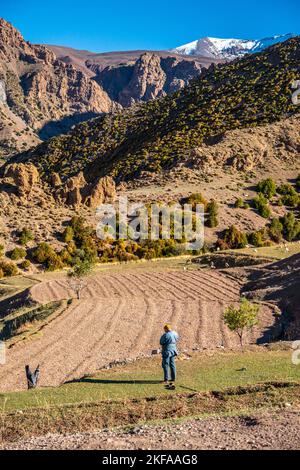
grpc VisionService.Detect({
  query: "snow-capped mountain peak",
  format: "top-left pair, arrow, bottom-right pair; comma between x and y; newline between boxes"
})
172,34 -> 295,60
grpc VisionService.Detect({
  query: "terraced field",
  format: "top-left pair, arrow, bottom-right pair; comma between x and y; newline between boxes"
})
0,269 -> 274,392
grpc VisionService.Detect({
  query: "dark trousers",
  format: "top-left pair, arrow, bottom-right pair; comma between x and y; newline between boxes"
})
162,351 -> 176,381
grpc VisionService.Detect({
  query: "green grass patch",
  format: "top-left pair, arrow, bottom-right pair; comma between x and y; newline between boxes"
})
1,349 -> 300,412
232,241 -> 300,260
1,349 -> 300,443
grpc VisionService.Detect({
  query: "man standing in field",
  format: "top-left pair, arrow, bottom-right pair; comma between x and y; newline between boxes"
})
160,324 -> 179,388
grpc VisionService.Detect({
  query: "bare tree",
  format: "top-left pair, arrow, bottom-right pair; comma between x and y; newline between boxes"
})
68,259 -> 94,300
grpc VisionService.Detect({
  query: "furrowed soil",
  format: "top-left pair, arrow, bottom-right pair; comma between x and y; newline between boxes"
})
0,268 -> 274,392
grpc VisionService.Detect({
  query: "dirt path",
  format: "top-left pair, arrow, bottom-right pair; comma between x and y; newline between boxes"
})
0,269 -> 273,391
3,409 -> 300,450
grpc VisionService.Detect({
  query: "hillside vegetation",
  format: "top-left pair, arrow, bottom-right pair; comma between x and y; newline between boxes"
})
15,37 -> 300,182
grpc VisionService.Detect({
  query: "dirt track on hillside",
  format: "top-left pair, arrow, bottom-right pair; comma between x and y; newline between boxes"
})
0,269 -> 274,391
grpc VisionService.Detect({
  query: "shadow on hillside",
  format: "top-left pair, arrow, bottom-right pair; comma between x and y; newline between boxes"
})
65,378 -> 162,385
38,111 -> 102,140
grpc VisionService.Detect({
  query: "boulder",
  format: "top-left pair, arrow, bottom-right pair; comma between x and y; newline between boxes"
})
4,163 -> 40,197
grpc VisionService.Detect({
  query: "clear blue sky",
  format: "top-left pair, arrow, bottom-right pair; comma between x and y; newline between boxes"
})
1,0 -> 300,52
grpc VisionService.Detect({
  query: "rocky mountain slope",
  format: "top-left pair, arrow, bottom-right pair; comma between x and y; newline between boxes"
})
47,46 -> 219,107
244,253 -> 300,339
172,34 -> 296,59
0,18 -> 117,158
14,37 -> 300,184
96,53 -> 203,107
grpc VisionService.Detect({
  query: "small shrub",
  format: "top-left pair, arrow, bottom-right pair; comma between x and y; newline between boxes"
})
257,178 -> 276,199
186,193 -> 207,211
10,247 -> 26,260
59,248 -> 73,265
20,259 -> 31,270
63,226 -> 74,243
279,190 -> 299,207
46,253 -> 64,272
19,227 -> 34,246
0,261 -> 18,277
33,243 -> 55,264
234,198 -> 250,209
33,243 -> 64,271
277,183 -> 296,196
234,198 -> 244,208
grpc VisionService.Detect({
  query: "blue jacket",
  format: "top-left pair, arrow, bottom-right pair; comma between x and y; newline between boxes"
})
160,330 -> 179,355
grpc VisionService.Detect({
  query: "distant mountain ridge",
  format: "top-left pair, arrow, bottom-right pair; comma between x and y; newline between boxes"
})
46,46 -> 222,108
172,34 -> 296,59
46,34 -> 296,107
0,16 -> 298,160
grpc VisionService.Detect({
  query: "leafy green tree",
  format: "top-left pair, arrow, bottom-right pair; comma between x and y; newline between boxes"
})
269,218 -> 283,243
223,225 -> 248,249
253,193 -> 271,218
280,213 -> 300,241
206,200 -> 219,228
224,298 -> 259,349
248,231 -> 264,247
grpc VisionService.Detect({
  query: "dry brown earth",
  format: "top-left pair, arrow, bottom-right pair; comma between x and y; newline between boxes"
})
0,269 -> 274,392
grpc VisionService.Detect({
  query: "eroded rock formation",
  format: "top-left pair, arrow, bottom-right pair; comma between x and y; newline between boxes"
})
4,163 -> 40,197
53,172 -> 116,208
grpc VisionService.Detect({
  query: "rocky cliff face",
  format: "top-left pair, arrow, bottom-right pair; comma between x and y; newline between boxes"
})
0,18 -> 117,157
0,162 -> 116,209
94,53 -> 202,107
